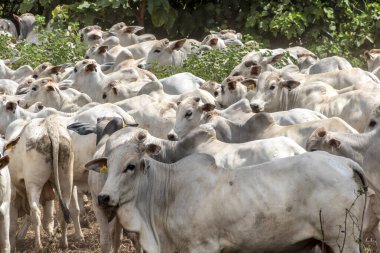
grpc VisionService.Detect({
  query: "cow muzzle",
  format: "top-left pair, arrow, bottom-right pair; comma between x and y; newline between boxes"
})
98,194 -> 111,208
85,63 -> 97,72
250,103 -> 264,113
167,130 -> 178,141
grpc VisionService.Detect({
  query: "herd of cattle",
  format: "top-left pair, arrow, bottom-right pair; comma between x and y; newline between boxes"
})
1,13 -> 380,253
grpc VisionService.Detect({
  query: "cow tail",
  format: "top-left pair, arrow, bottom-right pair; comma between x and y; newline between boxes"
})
47,117 -> 71,223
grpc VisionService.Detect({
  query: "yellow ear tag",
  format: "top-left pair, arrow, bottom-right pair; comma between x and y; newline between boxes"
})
122,120 -> 126,128
100,164 -> 108,174
7,144 -> 14,151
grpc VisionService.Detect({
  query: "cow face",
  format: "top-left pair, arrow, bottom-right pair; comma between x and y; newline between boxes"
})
86,135 -> 161,208
0,96 -> 19,134
80,25 -> 103,46
168,96 -> 215,140
217,76 -> 254,108
145,39 -> 187,68
249,71 -> 300,112
18,78 -> 56,109
363,49 -> 380,72
364,105 -> 380,132
200,81 -> 221,97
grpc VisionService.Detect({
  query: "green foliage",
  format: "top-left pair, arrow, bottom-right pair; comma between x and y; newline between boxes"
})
151,38 -> 261,83
0,15 -> 87,69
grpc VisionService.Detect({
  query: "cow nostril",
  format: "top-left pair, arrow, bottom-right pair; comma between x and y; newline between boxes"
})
17,100 -> 20,105
168,134 -> 174,140
98,194 -> 110,207
32,75 -> 38,79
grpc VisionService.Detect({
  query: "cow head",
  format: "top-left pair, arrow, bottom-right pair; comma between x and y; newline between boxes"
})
86,133 -> 161,209
144,39 -> 187,68
249,71 -> 301,112
306,127 -> 341,153
18,78 -> 57,109
80,25 -> 103,46
168,96 -> 215,141
217,76 -> 252,108
200,81 -> 221,97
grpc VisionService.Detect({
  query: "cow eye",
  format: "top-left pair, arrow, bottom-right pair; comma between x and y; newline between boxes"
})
154,49 -> 161,53
369,120 -> 377,127
31,86 -> 37,91
185,111 -> 193,118
74,68 -> 77,73
269,85 -> 276,90
124,164 -> 135,173
102,93 -> 107,99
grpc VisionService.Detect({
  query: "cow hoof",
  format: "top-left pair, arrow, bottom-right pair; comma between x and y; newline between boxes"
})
74,234 -> 85,242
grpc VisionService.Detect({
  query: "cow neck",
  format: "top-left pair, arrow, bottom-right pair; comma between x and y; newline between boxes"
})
279,87 -> 300,111
207,116 -> 235,142
176,128 -> 215,157
4,65 -> 15,79
146,135 -> 178,163
134,158 -> 175,252
242,114 -> 277,141
331,128 -> 380,165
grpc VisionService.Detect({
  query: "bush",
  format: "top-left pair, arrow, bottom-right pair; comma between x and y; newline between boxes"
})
150,36 -> 262,83
0,15 -> 87,69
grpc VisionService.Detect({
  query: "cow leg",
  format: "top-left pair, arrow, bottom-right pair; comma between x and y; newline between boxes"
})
0,201 -> 10,253
111,218 -> 122,253
127,232 -> 142,253
58,188 -> 72,249
69,185 -> 84,241
27,185 -> 43,251
16,215 -> 31,240
42,200 -> 55,237
9,202 -> 18,253
92,199 -> 112,253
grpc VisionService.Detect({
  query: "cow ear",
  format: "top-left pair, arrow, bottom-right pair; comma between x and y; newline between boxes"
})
244,60 -> 255,68
112,87 -> 118,95
227,81 -> 236,90
201,103 -> 216,112
280,80 -> 300,90
85,157 -> 108,173
161,38 -> 170,46
145,144 -> 161,156
241,79 -> 256,89
5,101 -> 17,113
45,85 -> 55,92
171,39 -> 186,50
250,65 -> 262,76
328,138 -> 341,149
315,127 -> 327,138
98,46 -> 108,54
209,38 -> 218,46
13,14 -> 21,23
5,136 -> 20,152
124,26 -> 144,34
0,155 -> 9,170
363,50 -> 373,60
50,66 -> 64,75
265,53 -> 285,65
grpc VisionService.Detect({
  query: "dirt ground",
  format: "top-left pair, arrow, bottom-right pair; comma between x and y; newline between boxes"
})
15,200 -> 136,253
14,198 -> 377,253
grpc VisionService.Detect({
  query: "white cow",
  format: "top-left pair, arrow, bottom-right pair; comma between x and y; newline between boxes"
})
6,115 -> 74,251
88,142 -> 369,253
0,138 -> 10,253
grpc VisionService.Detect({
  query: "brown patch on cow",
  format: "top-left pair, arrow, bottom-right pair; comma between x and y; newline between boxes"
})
58,137 -> 72,171
26,134 -> 52,163
209,38 -> 218,46
136,131 -> 147,142
203,111 -> 220,123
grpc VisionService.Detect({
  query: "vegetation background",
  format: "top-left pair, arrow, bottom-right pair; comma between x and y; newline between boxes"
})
0,0 -> 379,81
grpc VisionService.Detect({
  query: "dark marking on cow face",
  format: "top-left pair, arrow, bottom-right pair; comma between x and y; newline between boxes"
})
5,101 -> 17,113
227,81 -> 236,90
209,38 -> 218,46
